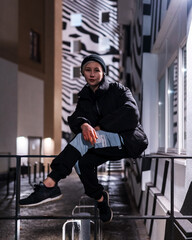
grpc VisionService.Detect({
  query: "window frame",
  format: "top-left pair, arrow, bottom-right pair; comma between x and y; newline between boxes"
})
158,43 -> 187,154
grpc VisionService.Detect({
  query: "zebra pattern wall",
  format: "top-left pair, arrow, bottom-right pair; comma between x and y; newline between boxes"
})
130,0 -> 143,109
120,0 -> 144,115
62,0 -> 120,141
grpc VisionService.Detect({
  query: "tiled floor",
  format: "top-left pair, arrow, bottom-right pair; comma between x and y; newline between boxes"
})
0,170 -> 150,240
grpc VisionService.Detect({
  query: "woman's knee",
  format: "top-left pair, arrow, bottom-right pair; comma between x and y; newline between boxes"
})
70,133 -> 83,146
70,133 -> 92,156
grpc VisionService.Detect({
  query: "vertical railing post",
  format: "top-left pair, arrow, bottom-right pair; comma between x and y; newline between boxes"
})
42,164 -> 45,181
34,162 -> 37,183
94,201 -> 97,240
108,161 -> 111,176
47,163 -> 50,175
15,156 -> 21,240
6,168 -> 10,196
170,157 -> 174,240
28,164 -> 31,185
39,162 -> 41,178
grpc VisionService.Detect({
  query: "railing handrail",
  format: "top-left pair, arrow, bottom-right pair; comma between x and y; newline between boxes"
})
1,154 -> 192,158
1,154 -> 192,240
0,154 -> 57,158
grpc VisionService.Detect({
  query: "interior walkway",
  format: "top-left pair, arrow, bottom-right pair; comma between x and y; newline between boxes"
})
0,169 -> 150,240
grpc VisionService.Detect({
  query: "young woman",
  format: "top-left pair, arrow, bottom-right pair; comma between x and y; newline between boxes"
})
19,54 -> 148,223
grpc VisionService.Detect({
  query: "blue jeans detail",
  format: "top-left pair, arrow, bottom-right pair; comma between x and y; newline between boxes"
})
70,130 -> 123,156
70,130 -> 124,175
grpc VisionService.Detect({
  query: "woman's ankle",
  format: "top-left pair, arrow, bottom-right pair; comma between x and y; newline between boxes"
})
43,177 -> 56,188
97,195 -> 104,202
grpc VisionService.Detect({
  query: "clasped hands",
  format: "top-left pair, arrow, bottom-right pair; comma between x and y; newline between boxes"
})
81,123 -> 100,145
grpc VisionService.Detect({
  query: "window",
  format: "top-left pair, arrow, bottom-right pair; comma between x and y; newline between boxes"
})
72,93 -> 79,104
181,45 -> 187,150
69,92 -> 79,105
158,76 -> 165,148
100,11 -> 110,24
30,29 -> 41,63
71,13 -> 82,27
71,40 -> 82,53
158,47 -> 187,153
99,36 -> 110,53
167,59 -> 178,149
73,67 -> 81,78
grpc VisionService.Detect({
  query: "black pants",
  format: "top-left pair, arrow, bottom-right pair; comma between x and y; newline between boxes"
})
78,147 -> 128,200
49,144 -> 128,200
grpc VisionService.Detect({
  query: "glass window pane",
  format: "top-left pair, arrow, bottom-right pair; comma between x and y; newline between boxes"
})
182,45 -> 187,149
101,12 -> 110,23
158,76 -> 165,148
99,36 -> 110,52
71,13 -> 82,27
167,60 -> 178,148
73,67 -> 80,78
72,40 -> 81,53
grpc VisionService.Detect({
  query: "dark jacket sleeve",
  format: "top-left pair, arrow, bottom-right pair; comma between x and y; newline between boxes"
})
68,101 -> 91,134
99,84 -> 140,132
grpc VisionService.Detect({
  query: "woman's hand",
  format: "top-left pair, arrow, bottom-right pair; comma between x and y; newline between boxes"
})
94,126 -> 101,131
81,123 -> 98,145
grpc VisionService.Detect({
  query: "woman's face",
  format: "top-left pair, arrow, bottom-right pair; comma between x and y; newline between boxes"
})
83,61 -> 104,92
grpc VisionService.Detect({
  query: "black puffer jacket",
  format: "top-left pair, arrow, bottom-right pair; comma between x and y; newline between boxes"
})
68,79 -> 148,158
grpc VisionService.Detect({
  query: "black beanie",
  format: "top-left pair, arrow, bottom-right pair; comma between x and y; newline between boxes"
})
81,54 -> 106,74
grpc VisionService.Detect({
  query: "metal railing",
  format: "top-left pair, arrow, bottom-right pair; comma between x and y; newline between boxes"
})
0,155 -> 100,240
0,154 -> 192,240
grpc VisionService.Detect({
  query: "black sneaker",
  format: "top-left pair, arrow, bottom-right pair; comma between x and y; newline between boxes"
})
97,191 -> 113,223
19,182 -> 62,207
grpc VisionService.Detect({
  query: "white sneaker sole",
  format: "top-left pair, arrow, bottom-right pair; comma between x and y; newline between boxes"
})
20,194 -> 63,207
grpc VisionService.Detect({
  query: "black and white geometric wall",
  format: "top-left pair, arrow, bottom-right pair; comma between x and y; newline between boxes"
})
62,0 -> 120,141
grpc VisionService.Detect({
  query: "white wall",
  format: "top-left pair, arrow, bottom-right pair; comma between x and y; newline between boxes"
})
0,58 -> 18,155
0,64 -> 44,170
17,72 -> 44,138
0,58 -> 18,170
